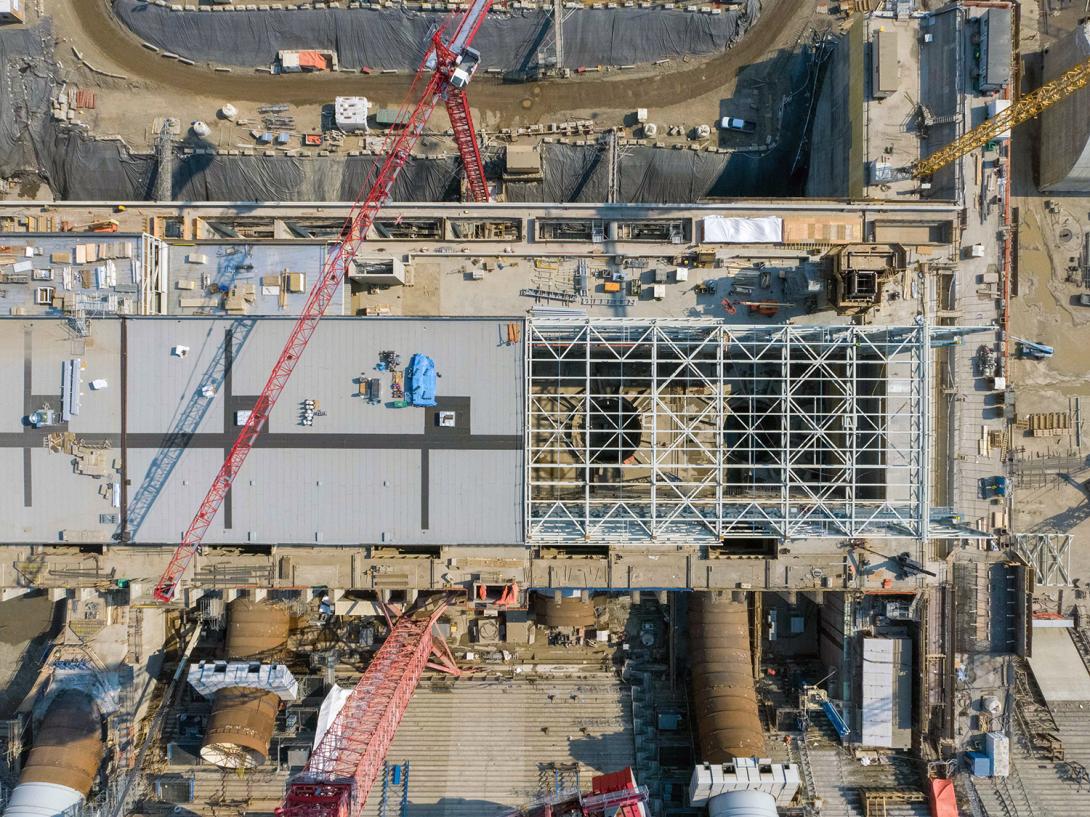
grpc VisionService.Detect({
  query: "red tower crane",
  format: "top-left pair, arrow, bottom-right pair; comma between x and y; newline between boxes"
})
277,599 -> 461,817
153,0 -> 493,603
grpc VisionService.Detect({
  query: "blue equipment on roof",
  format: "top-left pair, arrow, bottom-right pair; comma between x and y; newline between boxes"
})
406,354 -> 437,407
819,698 -> 851,742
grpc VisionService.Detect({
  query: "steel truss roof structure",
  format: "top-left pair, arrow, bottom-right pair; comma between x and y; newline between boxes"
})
525,319 -> 976,544
1012,533 -> 1072,586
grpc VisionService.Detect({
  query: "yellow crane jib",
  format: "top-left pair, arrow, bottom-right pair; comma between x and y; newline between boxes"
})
910,55 -> 1090,178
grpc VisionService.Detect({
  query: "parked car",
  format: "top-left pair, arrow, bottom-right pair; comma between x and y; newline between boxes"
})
979,476 -> 1008,499
719,117 -> 757,133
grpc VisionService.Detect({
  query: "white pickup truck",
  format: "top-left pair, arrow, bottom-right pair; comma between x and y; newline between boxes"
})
719,117 -> 757,133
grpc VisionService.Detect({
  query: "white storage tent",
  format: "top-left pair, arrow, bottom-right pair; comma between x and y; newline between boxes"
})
702,216 -> 783,243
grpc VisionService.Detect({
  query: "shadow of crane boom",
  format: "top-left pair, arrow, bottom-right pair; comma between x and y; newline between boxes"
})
1029,473 -> 1090,534
117,317 -> 256,542
117,248 -> 257,542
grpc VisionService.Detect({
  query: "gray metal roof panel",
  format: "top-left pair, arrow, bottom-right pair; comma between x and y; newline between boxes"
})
982,8 -> 1012,87
124,317 -> 524,546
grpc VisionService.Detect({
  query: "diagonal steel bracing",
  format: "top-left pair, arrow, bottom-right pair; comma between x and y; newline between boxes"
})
526,319 -> 981,544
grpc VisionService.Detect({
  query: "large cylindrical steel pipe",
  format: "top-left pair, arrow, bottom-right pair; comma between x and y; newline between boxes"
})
689,592 -> 765,762
708,790 -> 778,817
533,592 -> 596,628
200,598 -> 290,769
3,689 -> 104,817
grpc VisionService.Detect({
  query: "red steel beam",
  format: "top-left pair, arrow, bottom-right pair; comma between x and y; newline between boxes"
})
154,4 -> 497,602
153,45 -> 473,602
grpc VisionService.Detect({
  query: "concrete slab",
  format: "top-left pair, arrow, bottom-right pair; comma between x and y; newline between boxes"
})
1027,627 -> 1090,703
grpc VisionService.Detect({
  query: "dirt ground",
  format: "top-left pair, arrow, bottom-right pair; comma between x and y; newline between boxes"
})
1006,0 -> 1090,577
45,0 -> 821,151
0,592 -> 61,720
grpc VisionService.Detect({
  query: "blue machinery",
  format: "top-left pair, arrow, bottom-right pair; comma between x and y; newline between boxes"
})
819,699 -> 851,743
406,353 -> 438,407
377,760 -> 411,817
799,685 -> 850,744
1014,337 -> 1054,359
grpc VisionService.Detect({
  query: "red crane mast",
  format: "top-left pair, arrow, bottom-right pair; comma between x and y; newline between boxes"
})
153,1 -> 492,603
278,601 -> 460,817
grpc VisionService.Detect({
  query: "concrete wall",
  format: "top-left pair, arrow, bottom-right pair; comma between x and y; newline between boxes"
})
818,592 -> 848,700
805,18 -> 865,198
1040,23 -> 1090,192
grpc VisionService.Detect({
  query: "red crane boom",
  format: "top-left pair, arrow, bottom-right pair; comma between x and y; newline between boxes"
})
153,2 -> 492,603
277,602 -> 458,817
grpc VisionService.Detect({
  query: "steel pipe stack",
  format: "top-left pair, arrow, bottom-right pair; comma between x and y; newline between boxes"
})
3,689 -> 104,817
200,598 -> 291,769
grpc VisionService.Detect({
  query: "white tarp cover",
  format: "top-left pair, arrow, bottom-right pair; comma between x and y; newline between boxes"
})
312,684 -> 353,750
860,638 -> 895,747
702,216 -> 783,243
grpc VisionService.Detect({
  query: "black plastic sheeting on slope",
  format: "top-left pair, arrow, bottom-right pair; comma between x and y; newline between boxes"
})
0,19 -> 158,199
169,138 -> 802,203
112,0 -> 760,72
503,143 -> 741,204
0,22 -> 48,177
172,149 -> 460,202
1,12 -> 817,202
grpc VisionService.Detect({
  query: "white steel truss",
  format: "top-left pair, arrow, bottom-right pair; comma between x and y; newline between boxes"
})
1012,533 -> 1072,586
525,319 -> 979,544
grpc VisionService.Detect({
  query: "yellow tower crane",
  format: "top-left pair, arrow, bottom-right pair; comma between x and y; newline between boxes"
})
911,55 -> 1090,178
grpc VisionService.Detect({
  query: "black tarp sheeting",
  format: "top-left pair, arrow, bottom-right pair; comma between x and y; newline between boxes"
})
1,7 -> 823,203
112,0 -> 760,71
0,19 -> 157,199
172,151 -> 460,201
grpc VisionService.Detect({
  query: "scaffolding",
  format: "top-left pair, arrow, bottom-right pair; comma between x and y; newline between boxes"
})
525,319 -> 979,544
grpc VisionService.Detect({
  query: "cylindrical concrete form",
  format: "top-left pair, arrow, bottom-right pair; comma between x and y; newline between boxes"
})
201,686 -> 283,769
533,592 -> 596,628
3,690 -> 103,817
689,593 -> 765,762
200,598 -> 290,769
708,790 -> 778,817
223,598 -> 291,660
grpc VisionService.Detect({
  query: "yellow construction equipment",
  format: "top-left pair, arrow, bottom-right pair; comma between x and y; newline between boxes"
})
911,56 -> 1090,177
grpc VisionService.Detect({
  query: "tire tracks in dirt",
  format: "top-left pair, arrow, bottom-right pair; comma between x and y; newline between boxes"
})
66,0 -> 803,124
